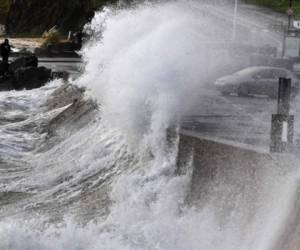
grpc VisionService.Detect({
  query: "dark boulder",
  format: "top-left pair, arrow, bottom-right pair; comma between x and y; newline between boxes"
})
9,56 -> 38,73
51,71 -> 70,82
0,55 -> 53,91
0,75 -> 14,91
13,66 -> 51,90
0,62 -> 9,76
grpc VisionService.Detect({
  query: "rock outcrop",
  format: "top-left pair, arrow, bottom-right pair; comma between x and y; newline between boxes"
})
9,55 -> 38,72
0,55 -> 52,90
14,66 -> 51,90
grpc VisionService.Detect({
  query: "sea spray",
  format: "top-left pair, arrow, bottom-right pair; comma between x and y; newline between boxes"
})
80,1 -> 211,148
0,1 -> 299,250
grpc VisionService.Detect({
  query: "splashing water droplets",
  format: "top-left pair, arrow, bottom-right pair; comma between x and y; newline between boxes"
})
1,1 -> 298,250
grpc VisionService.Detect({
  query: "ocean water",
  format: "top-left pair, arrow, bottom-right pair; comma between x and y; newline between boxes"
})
0,1 -> 299,249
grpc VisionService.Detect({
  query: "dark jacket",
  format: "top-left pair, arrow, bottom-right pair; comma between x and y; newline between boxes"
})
0,43 -> 11,56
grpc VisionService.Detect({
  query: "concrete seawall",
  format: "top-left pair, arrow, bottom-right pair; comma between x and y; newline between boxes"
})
177,129 -> 272,201
177,129 -> 300,249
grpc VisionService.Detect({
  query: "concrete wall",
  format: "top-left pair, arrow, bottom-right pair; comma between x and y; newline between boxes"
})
177,130 -> 272,202
177,130 -> 300,250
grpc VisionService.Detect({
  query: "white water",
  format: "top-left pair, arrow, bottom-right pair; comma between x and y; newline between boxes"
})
0,1 -> 299,250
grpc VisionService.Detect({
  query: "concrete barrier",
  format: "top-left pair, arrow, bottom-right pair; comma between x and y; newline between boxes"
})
177,129 -> 300,250
177,130 -> 272,202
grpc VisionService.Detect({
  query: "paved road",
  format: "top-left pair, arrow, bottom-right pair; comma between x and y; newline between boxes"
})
180,3 -> 294,150
8,56 -> 83,77
192,3 -> 284,49
182,85 -> 300,151
37,57 -> 83,78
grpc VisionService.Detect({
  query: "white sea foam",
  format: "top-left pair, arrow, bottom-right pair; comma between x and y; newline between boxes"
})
0,1 -> 299,250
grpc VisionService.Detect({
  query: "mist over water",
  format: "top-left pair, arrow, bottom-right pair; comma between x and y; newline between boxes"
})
0,1 -> 299,250
81,2 -> 211,146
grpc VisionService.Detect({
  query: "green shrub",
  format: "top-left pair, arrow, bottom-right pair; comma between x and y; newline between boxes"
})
41,27 -> 61,47
244,0 -> 300,17
0,0 -> 11,23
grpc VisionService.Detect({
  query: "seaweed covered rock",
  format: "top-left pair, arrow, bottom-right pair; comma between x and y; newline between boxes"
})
0,62 -> 8,75
13,66 -> 51,90
0,75 -> 13,91
0,56 -> 52,91
9,55 -> 38,73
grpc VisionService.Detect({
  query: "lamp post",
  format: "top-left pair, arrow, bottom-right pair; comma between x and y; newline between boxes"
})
288,0 -> 293,28
232,0 -> 238,40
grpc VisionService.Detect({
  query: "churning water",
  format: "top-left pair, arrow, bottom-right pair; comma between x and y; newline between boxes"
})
0,1 -> 299,249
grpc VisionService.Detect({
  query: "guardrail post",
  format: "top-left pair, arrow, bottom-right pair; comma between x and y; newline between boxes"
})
270,78 -> 294,153
277,77 -> 291,115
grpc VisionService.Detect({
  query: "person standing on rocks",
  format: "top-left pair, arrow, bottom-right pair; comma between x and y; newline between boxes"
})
0,39 -> 11,65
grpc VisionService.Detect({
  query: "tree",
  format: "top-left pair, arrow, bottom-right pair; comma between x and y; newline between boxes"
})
0,0 -> 11,24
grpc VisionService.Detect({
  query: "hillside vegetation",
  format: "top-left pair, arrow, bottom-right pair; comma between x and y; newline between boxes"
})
1,0 -> 121,36
1,0 -> 299,36
244,0 -> 300,17
0,0 -> 11,23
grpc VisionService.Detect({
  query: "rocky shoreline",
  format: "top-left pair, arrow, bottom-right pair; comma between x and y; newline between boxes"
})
0,55 -> 70,91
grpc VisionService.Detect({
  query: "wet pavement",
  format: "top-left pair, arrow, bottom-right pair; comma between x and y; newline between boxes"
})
183,86 -> 300,151
38,57 -> 83,79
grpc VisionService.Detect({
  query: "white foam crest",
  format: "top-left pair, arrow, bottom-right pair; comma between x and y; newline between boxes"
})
2,155 -> 299,250
79,1 -> 225,152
